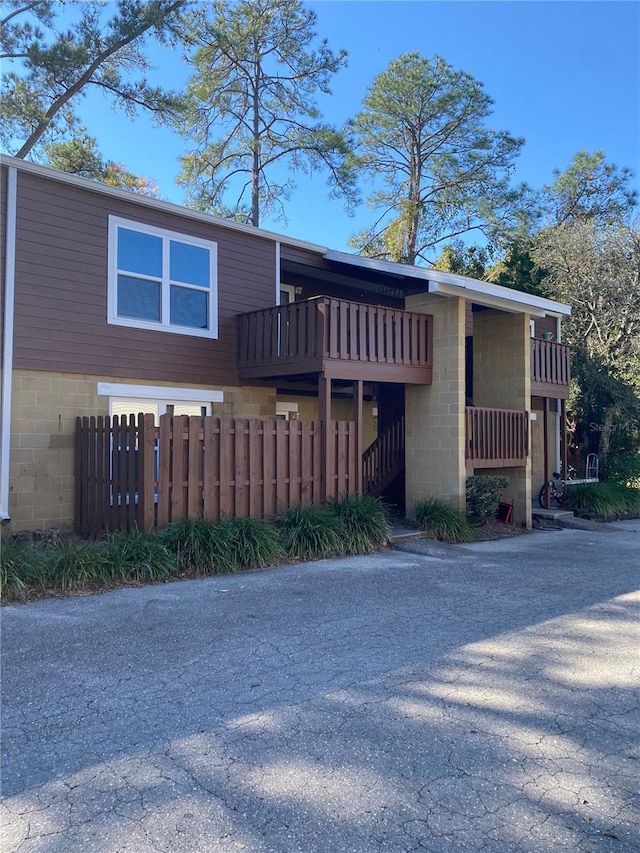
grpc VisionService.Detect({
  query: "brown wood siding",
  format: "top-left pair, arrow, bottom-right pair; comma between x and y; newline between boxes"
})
12,172 -> 278,386
280,244 -> 327,268
534,315 -> 557,339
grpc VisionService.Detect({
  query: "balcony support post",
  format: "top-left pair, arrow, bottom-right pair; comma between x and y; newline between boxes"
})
543,397 -> 550,509
560,398 -> 568,485
318,372 -> 332,503
352,379 -> 363,494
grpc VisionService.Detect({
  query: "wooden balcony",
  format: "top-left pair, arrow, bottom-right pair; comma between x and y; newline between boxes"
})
466,406 -> 529,468
238,297 -> 433,383
531,339 -> 571,398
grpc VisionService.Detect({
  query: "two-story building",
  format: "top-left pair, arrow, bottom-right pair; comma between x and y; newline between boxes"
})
0,155 -> 571,533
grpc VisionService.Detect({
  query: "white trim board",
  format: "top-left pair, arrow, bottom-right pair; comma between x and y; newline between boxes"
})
97,383 -> 224,403
0,167 -> 17,521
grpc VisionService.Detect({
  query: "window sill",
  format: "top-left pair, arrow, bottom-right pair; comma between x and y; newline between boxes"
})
107,315 -> 218,340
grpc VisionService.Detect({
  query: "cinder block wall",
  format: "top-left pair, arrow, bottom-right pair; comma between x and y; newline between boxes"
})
472,310 -> 532,527
276,395 -> 377,448
7,370 -> 275,532
405,294 -> 467,513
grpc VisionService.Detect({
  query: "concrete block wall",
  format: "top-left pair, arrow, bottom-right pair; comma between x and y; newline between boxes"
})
7,370 -> 276,533
276,395 -> 377,449
472,310 -> 532,527
405,294 -> 467,513
472,310 -> 531,409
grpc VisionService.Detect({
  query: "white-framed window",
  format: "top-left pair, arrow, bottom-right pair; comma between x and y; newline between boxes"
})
108,216 -> 218,338
98,383 -> 223,425
276,401 -> 299,421
279,284 -> 296,305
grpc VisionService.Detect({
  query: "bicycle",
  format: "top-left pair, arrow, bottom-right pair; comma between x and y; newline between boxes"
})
538,466 -> 576,509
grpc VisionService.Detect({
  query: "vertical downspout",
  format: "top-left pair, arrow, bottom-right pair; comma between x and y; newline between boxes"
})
275,241 -> 281,304
0,166 -> 17,521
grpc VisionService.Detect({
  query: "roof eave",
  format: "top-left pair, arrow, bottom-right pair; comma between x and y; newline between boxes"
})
324,249 -> 571,317
428,279 -> 571,318
0,154 -> 329,256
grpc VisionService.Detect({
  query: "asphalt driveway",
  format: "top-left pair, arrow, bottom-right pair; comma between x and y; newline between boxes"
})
2,520 -> 639,852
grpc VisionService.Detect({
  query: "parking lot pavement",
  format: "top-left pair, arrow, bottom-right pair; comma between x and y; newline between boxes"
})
2,520 -> 639,852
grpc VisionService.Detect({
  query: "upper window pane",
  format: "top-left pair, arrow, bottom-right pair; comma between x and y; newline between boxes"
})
170,241 -> 210,287
118,228 -> 162,278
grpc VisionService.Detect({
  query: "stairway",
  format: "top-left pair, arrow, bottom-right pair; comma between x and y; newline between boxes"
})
363,415 -> 405,498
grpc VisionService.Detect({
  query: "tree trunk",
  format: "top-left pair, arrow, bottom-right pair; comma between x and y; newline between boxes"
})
598,405 -> 616,470
251,59 -> 261,227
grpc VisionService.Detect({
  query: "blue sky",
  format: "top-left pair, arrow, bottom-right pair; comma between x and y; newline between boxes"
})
73,1 -> 640,252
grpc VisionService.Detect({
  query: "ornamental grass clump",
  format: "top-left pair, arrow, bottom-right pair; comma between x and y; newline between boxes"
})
216,516 -> 284,570
47,538 -> 104,591
331,493 -> 391,554
277,504 -> 346,560
564,482 -> 640,518
1,536 -> 47,600
162,516 -> 232,575
100,529 -> 175,584
414,498 -> 473,543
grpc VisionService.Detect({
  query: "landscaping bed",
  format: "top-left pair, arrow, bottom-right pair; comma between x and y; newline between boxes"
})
1,495 -> 391,603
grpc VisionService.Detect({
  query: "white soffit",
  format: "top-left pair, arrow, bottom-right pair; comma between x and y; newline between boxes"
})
428,282 -> 551,318
324,249 -> 571,318
427,273 -> 571,318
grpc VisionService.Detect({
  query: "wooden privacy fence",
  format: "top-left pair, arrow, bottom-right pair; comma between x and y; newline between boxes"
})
75,414 -> 359,538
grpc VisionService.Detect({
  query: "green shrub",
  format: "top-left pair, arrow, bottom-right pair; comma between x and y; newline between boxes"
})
277,504 -> 346,560
606,452 -> 640,488
564,482 -> 640,518
614,484 -> 640,514
47,538 -> 104,591
217,516 -> 284,570
1,536 -> 47,599
331,493 -> 390,554
466,475 -> 509,525
414,498 -> 473,543
161,516 -> 231,575
101,529 -> 175,583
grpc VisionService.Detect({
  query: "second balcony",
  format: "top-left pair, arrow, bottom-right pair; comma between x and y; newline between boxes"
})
238,296 -> 433,384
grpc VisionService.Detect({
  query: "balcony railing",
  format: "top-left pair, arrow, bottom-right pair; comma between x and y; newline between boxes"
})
466,406 -> 529,468
531,339 -> 571,397
238,297 -> 433,383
